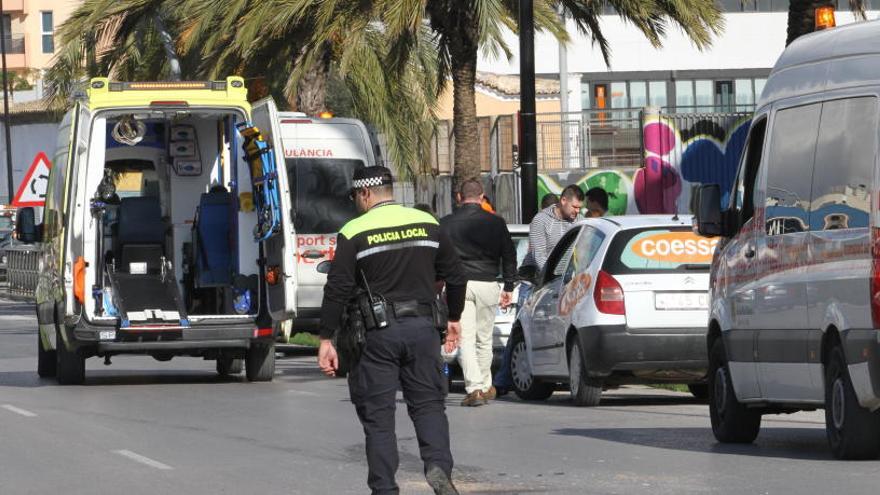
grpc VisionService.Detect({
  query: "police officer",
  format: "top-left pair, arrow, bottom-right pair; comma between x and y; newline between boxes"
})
317,166 -> 466,495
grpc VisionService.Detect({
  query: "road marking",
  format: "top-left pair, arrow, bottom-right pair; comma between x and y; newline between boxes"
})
113,450 -> 173,470
2,404 -> 37,417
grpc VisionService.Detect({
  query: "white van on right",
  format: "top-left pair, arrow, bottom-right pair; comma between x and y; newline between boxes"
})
695,19 -> 880,459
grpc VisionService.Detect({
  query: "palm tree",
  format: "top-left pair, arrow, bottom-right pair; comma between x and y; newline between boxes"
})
301,0 -> 723,191
786,1 -> 866,46
46,0 -> 440,179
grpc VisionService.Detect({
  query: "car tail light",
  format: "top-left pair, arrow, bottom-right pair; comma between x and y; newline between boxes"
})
594,270 -> 625,315
871,227 -> 880,328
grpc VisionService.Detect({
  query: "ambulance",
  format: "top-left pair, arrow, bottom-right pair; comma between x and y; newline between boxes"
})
15,77 -> 297,384
276,113 -> 380,336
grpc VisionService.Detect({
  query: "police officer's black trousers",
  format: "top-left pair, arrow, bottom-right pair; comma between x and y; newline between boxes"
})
348,315 -> 453,495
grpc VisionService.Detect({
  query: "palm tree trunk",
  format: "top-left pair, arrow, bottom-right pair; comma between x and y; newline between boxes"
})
786,0 -> 834,46
448,30 -> 481,193
293,44 -> 331,115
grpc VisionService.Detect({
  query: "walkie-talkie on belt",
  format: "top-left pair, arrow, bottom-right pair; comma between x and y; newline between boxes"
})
360,270 -> 388,329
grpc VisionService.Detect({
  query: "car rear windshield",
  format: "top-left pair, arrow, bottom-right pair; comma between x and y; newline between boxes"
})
286,158 -> 364,234
602,226 -> 718,275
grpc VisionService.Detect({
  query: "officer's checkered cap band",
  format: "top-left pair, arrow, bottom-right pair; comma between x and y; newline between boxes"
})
352,177 -> 388,189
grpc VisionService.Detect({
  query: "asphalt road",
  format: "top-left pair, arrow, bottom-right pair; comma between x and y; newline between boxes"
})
1,297 -> 878,495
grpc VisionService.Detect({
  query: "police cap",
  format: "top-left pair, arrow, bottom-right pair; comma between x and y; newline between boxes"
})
351,166 -> 394,191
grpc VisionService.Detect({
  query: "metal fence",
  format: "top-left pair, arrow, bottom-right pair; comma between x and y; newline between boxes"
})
3,244 -> 40,298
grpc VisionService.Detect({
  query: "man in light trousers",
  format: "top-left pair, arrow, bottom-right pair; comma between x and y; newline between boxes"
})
440,179 -> 516,406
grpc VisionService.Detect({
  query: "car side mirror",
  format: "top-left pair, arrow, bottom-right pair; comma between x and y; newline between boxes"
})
695,184 -> 724,237
15,207 -> 40,244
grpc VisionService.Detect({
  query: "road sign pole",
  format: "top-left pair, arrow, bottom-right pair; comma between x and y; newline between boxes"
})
0,0 -> 13,205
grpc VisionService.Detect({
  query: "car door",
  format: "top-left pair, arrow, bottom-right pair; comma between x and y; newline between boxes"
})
530,227 -> 580,370
755,102 -> 820,401
721,116 -> 767,400
251,98 -> 298,320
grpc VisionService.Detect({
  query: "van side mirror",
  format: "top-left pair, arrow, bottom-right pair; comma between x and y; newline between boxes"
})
695,184 -> 724,237
15,207 -> 41,244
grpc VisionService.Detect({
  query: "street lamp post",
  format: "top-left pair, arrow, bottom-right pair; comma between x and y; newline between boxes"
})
519,0 -> 538,223
0,0 -> 13,205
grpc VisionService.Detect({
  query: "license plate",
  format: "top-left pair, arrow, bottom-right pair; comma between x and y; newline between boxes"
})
655,292 -> 708,310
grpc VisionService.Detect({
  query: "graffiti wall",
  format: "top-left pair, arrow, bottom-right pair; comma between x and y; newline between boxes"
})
537,112 -> 752,216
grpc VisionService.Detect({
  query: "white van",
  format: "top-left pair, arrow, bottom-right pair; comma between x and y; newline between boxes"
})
695,20 -> 880,459
17,78 -> 297,385
276,113 -> 379,334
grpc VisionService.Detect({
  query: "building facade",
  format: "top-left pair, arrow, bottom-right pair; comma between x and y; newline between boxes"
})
2,0 -> 81,100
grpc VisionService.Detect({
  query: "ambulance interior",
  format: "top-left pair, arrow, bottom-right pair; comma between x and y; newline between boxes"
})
80,109 -> 261,327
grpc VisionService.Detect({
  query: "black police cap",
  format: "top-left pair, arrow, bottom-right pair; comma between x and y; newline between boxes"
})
352,166 -> 394,189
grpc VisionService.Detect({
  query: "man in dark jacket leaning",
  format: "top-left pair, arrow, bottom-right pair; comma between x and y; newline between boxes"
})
440,179 -> 517,406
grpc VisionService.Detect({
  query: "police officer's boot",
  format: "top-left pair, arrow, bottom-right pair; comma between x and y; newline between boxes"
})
425,464 -> 459,495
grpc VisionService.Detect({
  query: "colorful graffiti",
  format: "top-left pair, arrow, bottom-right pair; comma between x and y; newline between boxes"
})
537,114 -> 751,216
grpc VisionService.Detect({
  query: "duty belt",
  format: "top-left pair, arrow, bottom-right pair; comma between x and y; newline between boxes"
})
388,300 -> 433,319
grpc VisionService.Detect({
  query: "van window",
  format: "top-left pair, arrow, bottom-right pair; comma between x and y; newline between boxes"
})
106,160 -> 159,199
733,117 -> 767,228
603,227 -> 719,274
809,97 -> 877,230
286,158 -> 364,234
764,103 -> 821,235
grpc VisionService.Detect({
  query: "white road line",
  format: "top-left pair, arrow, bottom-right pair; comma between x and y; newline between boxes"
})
2,404 -> 37,417
113,450 -> 174,470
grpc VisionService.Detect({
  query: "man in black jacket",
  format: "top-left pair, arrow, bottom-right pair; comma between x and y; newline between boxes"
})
440,179 -> 516,406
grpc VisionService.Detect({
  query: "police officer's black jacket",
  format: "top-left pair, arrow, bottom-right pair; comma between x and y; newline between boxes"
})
319,203 -> 467,339
439,204 -> 517,292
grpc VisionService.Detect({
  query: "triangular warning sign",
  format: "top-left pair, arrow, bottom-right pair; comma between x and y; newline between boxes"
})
12,152 -> 52,207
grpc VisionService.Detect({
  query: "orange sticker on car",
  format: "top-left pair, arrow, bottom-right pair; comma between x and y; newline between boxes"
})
630,232 -> 719,264
559,272 -> 592,317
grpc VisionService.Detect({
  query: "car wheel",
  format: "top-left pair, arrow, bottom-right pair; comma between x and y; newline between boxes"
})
688,384 -> 709,400
568,340 -> 601,407
56,328 -> 85,386
37,333 -> 56,378
824,343 -> 880,459
216,356 -> 243,377
708,339 -> 760,443
245,341 -> 275,382
510,331 -> 553,401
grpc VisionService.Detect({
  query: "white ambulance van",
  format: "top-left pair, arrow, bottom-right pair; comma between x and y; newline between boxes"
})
276,113 -> 379,335
695,20 -> 880,459
16,77 -> 297,385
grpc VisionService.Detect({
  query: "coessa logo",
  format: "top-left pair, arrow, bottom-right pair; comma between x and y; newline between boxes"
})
630,232 -> 719,263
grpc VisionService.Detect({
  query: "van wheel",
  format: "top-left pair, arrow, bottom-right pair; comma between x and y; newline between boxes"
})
217,357 -> 243,377
56,328 -> 85,385
510,331 -> 553,401
708,339 -> 760,443
246,341 -> 275,382
37,333 -> 57,378
568,340 -> 601,407
825,344 -> 880,459
688,384 -> 709,400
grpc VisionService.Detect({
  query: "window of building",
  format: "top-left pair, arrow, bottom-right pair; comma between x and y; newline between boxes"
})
649,81 -> 667,108
41,11 -> 53,54
718,0 -> 744,11
715,80 -> 735,112
809,97 -> 877,230
675,80 -> 695,110
581,82 -> 591,110
695,80 -> 713,108
610,82 -> 628,109
1,14 -> 10,36
764,103 -> 821,235
629,81 -> 647,108
735,79 -> 754,111
754,78 -> 767,100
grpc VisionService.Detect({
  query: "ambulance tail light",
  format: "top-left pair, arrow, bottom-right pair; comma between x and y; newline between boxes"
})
74,256 -> 86,305
266,265 -> 281,286
594,270 -> 625,315
871,227 -> 880,328
815,6 -> 836,30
